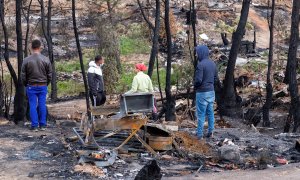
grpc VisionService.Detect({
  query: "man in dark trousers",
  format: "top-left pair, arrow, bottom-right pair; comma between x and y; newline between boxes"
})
87,55 -> 106,106
194,45 -> 218,139
21,39 -> 52,131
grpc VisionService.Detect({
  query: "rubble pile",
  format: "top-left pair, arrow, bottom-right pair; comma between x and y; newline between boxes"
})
57,71 -> 83,82
174,131 -> 211,155
74,164 -> 105,178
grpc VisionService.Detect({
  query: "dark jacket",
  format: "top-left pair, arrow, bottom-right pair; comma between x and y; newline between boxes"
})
21,53 -> 52,86
87,61 -> 104,96
194,45 -> 218,92
87,61 -> 106,106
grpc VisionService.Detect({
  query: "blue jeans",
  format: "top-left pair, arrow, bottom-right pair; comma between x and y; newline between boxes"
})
196,91 -> 215,137
26,86 -> 48,128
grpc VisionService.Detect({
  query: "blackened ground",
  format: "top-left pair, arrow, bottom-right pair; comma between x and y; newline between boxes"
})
0,121 -> 94,180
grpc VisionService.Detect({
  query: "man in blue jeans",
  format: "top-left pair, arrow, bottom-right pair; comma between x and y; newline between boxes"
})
194,45 -> 218,139
21,40 -> 52,131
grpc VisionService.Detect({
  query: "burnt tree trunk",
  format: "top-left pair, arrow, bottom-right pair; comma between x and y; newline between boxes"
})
23,0 -> 33,57
285,0 -> 300,132
71,0 -> 91,117
221,33 -> 229,46
14,0 -> 26,123
156,55 -> 164,102
0,0 -> 17,119
262,0 -> 275,127
40,0 -> 57,100
164,0 -> 176,121
191,0 -> 197,68
137,0 -> 155,31
0,0 -> 18,86
47,0 -> 57,100
219,0 -> 251,117
148,0 -> 160,78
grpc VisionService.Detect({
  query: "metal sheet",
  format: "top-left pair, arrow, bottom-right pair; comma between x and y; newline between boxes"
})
120,93 -> 154,116
93,116 -> 147,131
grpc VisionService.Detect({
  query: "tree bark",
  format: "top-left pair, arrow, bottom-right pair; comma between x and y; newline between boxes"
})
40,0 -> 57,100
47,0 -> 57,100
262,0 -> 275,127
23,0 -> 33,57
0,0 -> 18,85
71,0 -> 91,117
164,0 -> 176,121
190,0 -> 197,107
148,0 -> 160,78
106,0 -> 122,74
14,0 -> 26,123
220,0 -> 251,117
156,55 -> 164,102
191,0 -> 197,69
285,0 -> 300,132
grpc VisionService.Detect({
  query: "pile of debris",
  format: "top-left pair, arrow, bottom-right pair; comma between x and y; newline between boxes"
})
57,72 -> 83,82
174,131 -> 211,155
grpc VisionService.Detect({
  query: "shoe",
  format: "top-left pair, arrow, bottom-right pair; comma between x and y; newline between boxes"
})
206,132 -> 213,138
40,126 -> 47,131
30,127 -> 39,132
197,136 -> 203,140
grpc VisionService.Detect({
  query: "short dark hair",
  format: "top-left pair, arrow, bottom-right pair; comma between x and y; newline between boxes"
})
95,55 -> 103,62
31,39 -> 41,49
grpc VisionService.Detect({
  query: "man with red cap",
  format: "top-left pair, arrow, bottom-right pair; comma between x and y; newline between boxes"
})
126,63 -> 154,94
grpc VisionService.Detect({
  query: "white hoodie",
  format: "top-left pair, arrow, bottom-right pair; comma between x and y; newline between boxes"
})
88,61 -> 103,76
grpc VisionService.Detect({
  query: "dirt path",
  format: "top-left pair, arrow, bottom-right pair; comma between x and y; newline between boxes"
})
248,8 -> 270,49
165,163 -> 300,180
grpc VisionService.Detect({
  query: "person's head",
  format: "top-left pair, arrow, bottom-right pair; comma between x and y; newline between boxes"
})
95,55 -> 104,65
195,45 -> 209,62
135,63 -> 147,73
31,39 -> 42,52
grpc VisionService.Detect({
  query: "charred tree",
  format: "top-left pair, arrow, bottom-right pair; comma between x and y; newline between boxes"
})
191,0 -> 197,68
0,0 -> 16,119
22,0 -> 33,57
219,0 -> 251,117
47,0 -> 57,100
156,55 -> 164,102
285,0 -> 300,132
147,0 -> 160,77
71,0 -> 91,117
137,0 -> 155,31
164,0 -> 176,121
0,0 -> 18,85
262,0 -> 275,127
39,0 -> 57,100
14,0 -> 27,123
221,33 -> 229,46
1,1 -> 16,119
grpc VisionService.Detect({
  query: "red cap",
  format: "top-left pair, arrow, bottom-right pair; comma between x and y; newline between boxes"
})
135,63 -> 147,71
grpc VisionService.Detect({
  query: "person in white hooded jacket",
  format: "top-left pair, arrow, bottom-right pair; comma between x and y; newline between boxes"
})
87,55 -> 106,106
